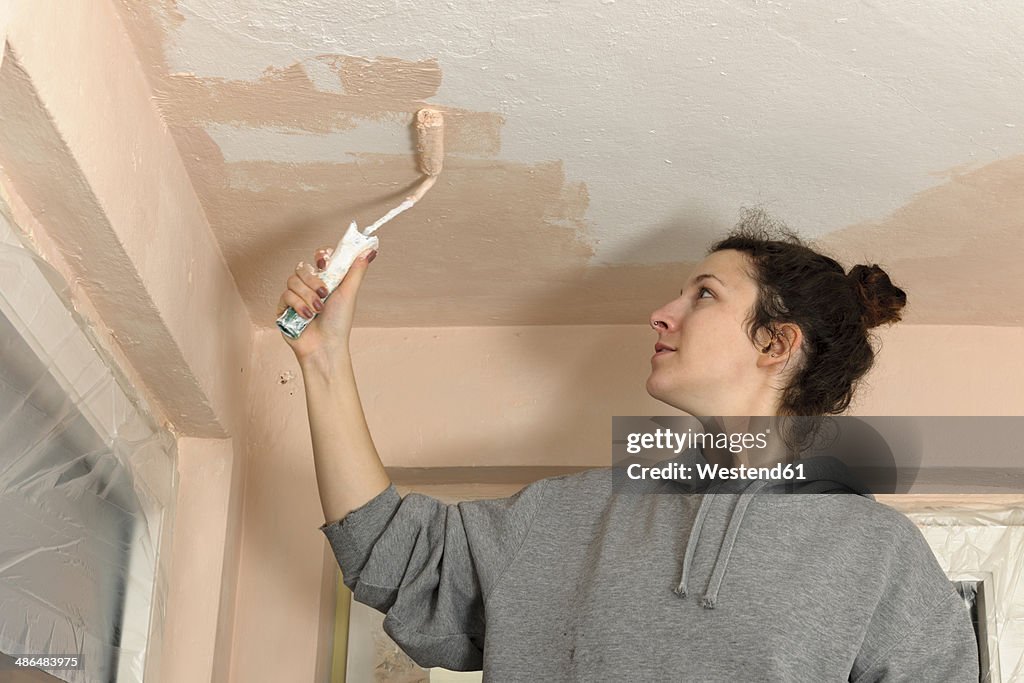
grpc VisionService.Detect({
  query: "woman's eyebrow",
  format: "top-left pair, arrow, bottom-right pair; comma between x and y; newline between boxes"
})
680,274 -> 728,296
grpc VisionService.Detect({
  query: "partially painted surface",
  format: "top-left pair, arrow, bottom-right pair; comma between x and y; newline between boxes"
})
5,4 -> 1024,683
114,0 -> 1024,327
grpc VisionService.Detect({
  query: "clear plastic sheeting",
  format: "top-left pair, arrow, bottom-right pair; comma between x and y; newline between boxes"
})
906,503 -> 1024,683
0,208 -> 175,682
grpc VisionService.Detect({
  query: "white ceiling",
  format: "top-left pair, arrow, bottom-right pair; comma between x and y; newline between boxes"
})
114,0 -> 1024,327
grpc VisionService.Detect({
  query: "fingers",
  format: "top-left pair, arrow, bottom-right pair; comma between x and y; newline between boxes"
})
278,288 -> 316,320
285,261 -> 330,318
276,247 -> 375,321
295,261 -> 329,297
334,248 -> 377,298
314,246 -> 334,271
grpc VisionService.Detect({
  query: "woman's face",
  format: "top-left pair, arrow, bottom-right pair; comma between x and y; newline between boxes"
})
646,249 -> 778,416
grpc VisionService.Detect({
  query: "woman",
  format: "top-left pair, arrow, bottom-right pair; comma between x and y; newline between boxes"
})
279,210 -> 980,681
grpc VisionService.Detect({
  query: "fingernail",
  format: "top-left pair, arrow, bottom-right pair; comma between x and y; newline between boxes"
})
316,286 -> 328,299
302,306 -> 314,319
316,258 -> 325,270
312,298 -> 323,312
366,250 -> 378,263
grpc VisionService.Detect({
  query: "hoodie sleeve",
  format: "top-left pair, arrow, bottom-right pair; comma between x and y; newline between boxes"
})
318,480 -> 548,671
851,589 -> 979,682
850,513 -> 980,683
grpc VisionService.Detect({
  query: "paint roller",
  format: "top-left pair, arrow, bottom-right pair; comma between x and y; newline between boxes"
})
276,108 -> 445,339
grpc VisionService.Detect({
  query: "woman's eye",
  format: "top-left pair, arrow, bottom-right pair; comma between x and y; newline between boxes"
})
697,287 -> 713,299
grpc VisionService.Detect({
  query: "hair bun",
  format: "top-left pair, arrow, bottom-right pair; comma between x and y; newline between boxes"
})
847,264 -> 907,328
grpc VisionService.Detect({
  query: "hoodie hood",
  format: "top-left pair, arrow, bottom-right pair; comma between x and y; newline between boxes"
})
665,446 -> 874,610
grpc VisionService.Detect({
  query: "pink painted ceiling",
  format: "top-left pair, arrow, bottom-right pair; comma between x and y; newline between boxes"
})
112,1 -> 1024,328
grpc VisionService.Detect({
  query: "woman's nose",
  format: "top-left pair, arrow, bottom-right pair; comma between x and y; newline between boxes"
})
650,303 -> 677,331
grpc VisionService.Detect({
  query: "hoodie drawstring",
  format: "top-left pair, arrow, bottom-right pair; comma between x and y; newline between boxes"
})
674,479 -> 772,609
672,482 -> 718,599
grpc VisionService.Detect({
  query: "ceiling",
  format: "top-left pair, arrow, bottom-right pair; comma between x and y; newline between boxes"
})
113,0 -> 1024,327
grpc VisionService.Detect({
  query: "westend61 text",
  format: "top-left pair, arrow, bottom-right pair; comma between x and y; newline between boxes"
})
627,462 -> 807,481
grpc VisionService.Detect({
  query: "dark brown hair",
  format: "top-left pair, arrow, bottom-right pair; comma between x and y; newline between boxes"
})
708,208 -> 906,445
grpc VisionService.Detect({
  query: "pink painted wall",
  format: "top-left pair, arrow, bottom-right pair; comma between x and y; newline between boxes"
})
232,323 -> 1024,681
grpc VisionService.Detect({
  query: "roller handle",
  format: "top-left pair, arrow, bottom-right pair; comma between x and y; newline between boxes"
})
276,221 -> 379,339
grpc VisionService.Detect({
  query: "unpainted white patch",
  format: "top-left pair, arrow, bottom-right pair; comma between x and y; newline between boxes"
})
302,58 -> 344,94
205,116 -> 412,164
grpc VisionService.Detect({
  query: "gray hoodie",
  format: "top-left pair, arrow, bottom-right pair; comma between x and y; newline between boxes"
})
320,447 -> 980,681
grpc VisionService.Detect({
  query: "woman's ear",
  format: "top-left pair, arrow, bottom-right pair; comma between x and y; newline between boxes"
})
757,323 -> 802,360
772,323 -> 803,359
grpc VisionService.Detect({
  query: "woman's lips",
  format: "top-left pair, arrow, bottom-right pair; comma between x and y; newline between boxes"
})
652,349 -> 674,360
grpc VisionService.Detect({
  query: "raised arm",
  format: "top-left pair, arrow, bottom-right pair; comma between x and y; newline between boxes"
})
276,245 -> 547,670
277,245 -> 390,523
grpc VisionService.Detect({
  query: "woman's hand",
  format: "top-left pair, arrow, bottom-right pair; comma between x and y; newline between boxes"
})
277,245 -> 378,368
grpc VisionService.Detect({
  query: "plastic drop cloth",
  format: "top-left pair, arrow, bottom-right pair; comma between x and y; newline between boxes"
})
907,504 -> 1024,683
0,208 -> 175,682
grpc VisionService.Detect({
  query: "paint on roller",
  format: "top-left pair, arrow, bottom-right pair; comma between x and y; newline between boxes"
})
416,108 -> 445,177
